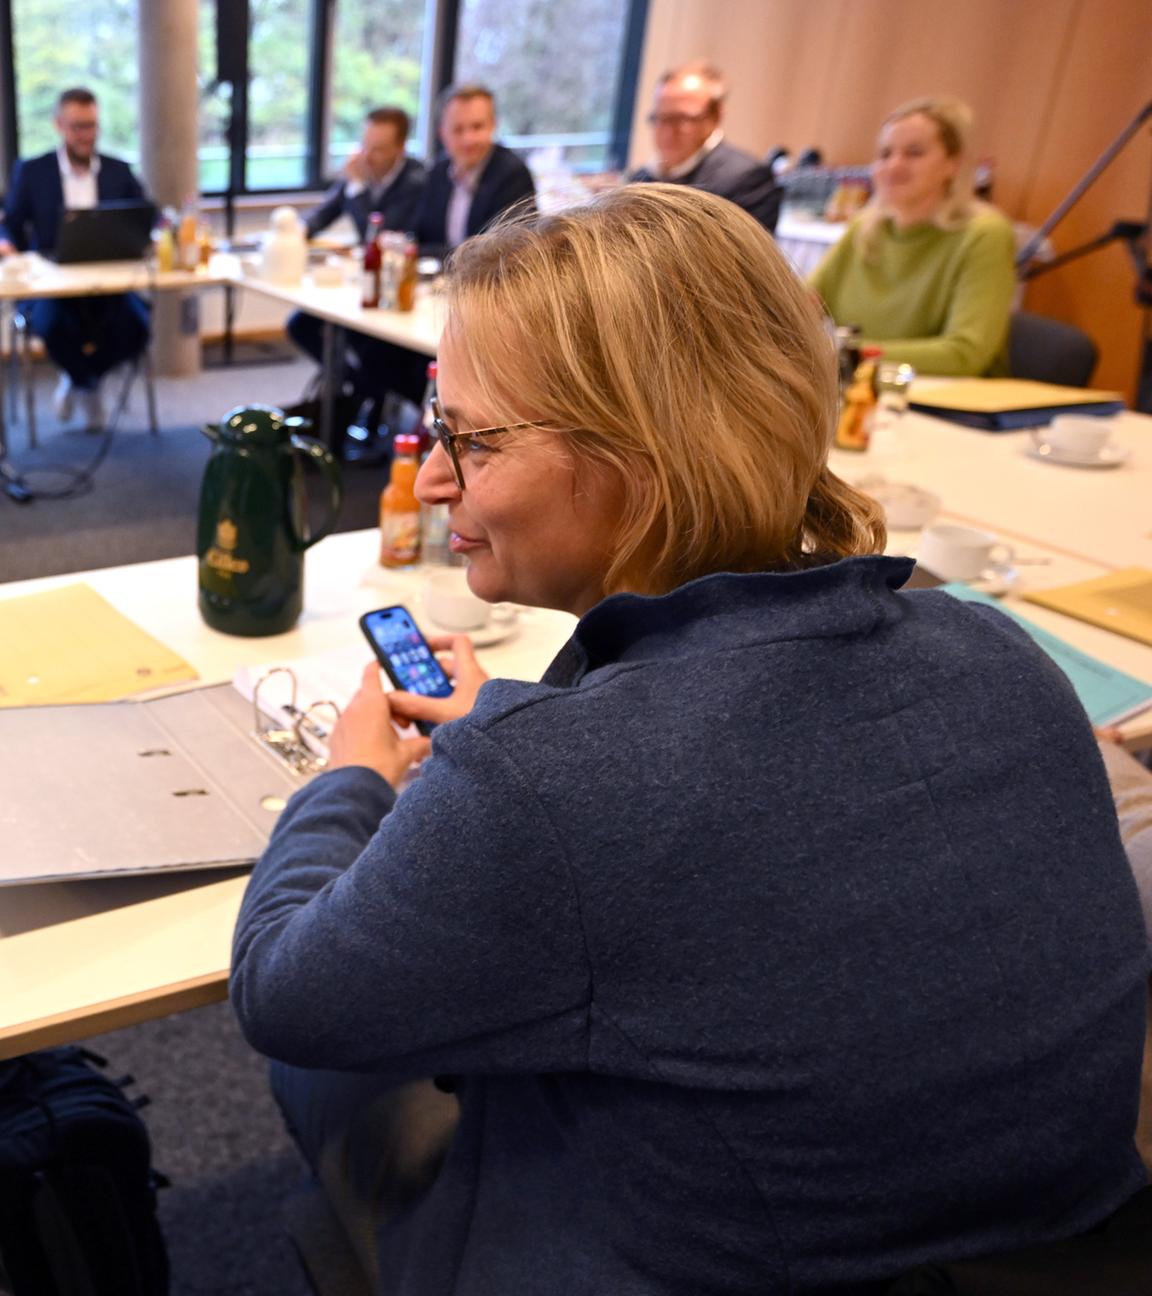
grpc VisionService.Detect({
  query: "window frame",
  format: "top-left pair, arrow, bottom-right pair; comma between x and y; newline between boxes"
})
0,0 -> 648,199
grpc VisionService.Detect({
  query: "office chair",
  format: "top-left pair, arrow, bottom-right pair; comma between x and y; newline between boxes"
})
1008,311 -> 1099,388
7,309 -> 160,446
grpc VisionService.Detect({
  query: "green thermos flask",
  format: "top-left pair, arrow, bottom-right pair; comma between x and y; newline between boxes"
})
197,404 -> 343,636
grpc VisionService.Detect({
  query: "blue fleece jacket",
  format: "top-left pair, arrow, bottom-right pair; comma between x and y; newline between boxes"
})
232,556 -> 1148,1295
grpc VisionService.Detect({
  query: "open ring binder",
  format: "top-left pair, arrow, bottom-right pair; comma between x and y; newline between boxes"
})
0,680 -> 323,884
251,667 -> 342,776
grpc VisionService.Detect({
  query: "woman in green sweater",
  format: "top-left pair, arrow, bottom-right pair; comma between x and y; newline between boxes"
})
809,97 -> 1016,376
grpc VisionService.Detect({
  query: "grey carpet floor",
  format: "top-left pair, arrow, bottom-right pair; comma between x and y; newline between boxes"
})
0,349 -> 389,583
3,348 -> 394,1294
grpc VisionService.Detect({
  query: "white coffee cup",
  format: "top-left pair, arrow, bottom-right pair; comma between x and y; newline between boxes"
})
422,567 -> 490,631
1045,414 -> 1113,459
917,523 -> 1014,583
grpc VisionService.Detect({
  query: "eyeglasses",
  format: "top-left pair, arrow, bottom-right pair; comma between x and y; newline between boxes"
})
429,395 -> 556,490
645,111 -> 711,129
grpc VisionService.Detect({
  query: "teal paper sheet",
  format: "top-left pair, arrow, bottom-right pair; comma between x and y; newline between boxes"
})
941,583 -> 1152,726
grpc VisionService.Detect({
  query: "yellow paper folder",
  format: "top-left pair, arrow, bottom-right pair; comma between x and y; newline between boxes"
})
0,583 -> 198,706
1021,569 -> 1152,649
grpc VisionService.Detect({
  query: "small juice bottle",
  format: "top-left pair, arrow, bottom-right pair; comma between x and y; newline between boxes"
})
380,434 -> 422,567
834,351 -> 881,452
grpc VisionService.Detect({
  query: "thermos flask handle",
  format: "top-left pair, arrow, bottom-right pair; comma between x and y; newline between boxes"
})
286,434 -> 343,551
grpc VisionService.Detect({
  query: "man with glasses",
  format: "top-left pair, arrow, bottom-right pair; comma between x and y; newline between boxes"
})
0,87 -> 151,433
630,62 -> 782,233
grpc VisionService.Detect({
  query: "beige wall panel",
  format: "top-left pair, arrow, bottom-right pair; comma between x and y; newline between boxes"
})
634,0 -> 1152,401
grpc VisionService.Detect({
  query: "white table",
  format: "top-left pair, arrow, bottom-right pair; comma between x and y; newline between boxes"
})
0,531 -> 575,1058
0,254 -> 441,456
222,258 -> 442,354
830,409 -> 1151,573
0,257 -> 232,458
218,255 -> 443,445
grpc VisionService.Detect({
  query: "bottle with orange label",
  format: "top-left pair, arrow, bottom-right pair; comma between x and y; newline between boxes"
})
834,348 -> 882,452
380,433 -> 422,567
396,238 -> 419,312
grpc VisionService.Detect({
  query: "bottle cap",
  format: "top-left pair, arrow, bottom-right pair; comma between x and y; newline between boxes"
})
860,345 -> 884,359
394,434 -> 421,456
426,360 -> 438,379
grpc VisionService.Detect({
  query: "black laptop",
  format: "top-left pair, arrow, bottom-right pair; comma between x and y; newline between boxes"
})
54,201 -> 156,264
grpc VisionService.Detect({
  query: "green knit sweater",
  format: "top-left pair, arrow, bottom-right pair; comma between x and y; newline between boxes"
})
808,208 -> 1017,376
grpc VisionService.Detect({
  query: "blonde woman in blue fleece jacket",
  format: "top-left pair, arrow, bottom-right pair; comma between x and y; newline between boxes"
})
231,185 -> 1149,1296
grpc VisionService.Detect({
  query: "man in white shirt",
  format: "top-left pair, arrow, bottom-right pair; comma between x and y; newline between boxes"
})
0,87 -> 151,432
629,62 -> 782,233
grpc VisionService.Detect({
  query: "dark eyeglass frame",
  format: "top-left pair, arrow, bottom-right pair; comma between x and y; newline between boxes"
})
429,394 -> 557,490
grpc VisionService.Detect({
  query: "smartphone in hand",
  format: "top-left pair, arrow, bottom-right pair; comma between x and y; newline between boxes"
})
359,605 -> 453,736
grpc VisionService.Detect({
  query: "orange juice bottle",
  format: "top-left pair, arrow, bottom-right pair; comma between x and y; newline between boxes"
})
834,353 -> 880,452
380,434 -> 422,567
178,197 -> 199,270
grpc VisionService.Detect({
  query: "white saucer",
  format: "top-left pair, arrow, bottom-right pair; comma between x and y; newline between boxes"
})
966,566 -> 1018,598
423,615 -> 518,648
1026,441 -> 1129,469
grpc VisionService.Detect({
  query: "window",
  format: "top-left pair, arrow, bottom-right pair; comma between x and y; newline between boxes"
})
454,0 -> 632,172
3,0 -> 647,196
328,0 -> 428,179
10,0 -> 140,163
246,0 -> 314,189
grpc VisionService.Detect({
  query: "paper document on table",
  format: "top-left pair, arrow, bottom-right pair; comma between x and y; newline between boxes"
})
0,583 -> 198,706
910,379 -> 1124,430
942,584 -> 1152,726
1021,569 -> 1152,650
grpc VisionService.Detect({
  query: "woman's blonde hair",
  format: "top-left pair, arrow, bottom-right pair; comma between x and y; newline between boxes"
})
445,183 -> 884,597
855,95 -> 983,261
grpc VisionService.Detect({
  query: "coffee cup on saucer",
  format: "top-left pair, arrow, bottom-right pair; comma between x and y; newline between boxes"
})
1043,415 -> 1112,460
422,567 -> 490,632
917,523 -> 1014,583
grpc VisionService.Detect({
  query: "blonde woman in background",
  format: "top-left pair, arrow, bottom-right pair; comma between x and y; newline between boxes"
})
231,185 -> 1146,1295
810,96 -> 1016,376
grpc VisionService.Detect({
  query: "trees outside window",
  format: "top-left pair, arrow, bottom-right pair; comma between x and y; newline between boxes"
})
328,0 -> 427,179
455,0 -> 631,171
11,0 -> 140,162
5,0 -> 645,193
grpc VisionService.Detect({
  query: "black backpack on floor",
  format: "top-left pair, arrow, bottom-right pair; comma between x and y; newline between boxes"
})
0,1046 -> 169,1295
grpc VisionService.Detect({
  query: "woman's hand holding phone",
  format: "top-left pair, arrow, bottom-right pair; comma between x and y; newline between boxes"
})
388,634 -> 490,730
327,662 -> 432,787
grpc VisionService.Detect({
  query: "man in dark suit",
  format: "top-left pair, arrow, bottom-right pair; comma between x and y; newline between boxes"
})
287,106 -> 426,389
410,83 -> 537,261
0,87 -> 150,431
630,63 -> 782,235
305,106 -> 426,241
320,85 -> 535,456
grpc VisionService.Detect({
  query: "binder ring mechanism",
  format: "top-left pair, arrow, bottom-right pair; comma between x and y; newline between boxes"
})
252,667 -> 341,776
